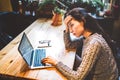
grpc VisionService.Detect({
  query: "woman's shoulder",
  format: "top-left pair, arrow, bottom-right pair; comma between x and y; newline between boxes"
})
85,33 -> 103,42
84,33 -> 107,46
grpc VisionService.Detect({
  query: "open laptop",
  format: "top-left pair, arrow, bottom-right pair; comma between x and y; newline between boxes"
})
18,32 -> 51,69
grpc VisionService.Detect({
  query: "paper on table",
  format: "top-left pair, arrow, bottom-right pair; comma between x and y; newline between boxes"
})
38,40 -> 51,48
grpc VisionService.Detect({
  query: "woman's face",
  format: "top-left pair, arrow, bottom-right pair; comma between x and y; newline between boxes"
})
68,18 -> 84,37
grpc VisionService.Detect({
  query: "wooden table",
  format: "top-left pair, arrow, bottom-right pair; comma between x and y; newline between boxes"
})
0,18 -> 75,80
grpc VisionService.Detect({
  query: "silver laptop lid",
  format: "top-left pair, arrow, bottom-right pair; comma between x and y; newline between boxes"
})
18,32 -> 33,66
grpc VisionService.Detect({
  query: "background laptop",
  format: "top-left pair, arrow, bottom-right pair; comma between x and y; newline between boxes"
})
18,32 -> 51,69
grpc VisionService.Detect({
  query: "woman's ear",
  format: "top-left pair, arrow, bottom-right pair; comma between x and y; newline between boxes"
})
80,21 -> 84,27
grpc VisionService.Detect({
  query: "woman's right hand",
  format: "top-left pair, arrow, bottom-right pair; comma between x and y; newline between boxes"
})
42,56 -> 58,66
64,15 -> 73,33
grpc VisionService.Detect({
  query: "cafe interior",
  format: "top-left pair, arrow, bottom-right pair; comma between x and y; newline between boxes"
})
0,0 -> 120,50
0,0 -> 120,79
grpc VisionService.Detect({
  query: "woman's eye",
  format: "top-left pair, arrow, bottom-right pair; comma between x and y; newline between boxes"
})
70,24 -> 74,27
69,23 -> 74,27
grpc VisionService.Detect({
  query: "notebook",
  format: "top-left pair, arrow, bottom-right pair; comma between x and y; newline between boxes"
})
18,32 -> 51,69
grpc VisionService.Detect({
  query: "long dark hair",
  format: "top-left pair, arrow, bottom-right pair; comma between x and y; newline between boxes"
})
64,7 -> 117,56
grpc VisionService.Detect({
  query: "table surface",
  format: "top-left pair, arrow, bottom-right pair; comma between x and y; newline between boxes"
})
0,18 -> 76,80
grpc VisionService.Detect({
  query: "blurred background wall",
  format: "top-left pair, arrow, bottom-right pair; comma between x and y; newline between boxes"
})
0,0 -> 13,12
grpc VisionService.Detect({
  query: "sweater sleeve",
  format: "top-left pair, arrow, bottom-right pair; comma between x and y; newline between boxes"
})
56,41 -> 101,80
64,30 -> 83,49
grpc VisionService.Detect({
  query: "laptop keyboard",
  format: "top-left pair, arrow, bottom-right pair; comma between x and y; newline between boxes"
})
33,49 -> 46,66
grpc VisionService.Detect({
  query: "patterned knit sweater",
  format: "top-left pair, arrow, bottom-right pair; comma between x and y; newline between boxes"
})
55,32 -> 118,80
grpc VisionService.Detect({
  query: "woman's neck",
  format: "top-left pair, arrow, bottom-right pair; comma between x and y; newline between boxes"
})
83,30 -> 93,38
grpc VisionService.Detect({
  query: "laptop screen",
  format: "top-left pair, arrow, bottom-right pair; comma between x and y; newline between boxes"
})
18,33 -> 33,66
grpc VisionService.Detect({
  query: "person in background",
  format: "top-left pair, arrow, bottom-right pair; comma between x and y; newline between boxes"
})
42,7 -> 118,80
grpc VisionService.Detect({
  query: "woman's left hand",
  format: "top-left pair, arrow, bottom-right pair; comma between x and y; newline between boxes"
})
64,15 -> 73,33
42,56 -> 58,66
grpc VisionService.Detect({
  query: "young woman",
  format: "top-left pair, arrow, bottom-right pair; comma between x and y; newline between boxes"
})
42,8 -> 118,80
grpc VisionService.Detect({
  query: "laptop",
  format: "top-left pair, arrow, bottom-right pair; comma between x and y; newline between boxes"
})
18,32 -> 51,69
